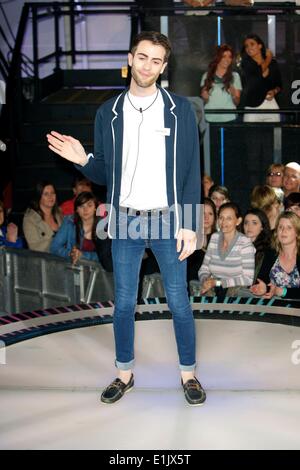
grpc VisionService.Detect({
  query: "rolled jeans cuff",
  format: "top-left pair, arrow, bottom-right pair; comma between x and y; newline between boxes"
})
179,363 -> 196,372
115,359 -> 135,371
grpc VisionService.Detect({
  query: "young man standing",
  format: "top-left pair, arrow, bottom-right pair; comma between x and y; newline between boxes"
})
47,31 -> 205,406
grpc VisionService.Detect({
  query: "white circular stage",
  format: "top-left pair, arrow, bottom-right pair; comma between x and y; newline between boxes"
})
1,308 -> 300,450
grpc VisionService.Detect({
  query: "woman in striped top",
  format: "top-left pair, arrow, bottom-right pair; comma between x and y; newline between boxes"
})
199,202 -> 255,295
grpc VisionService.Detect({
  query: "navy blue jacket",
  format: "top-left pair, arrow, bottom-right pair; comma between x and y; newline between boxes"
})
76,86 -> 201,238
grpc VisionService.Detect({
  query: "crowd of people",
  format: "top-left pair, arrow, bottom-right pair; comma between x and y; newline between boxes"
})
1,160 -> 299,301
0,176 -> 111,270
194,161 -> 300,300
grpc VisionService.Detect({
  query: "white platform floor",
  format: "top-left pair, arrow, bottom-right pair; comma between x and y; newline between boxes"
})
1,319 -> 300,450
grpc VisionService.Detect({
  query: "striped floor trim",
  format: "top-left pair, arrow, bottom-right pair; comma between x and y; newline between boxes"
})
0,296 -> 300,346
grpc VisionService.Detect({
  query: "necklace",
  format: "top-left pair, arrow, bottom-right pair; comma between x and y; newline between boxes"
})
126,89 -> 159,113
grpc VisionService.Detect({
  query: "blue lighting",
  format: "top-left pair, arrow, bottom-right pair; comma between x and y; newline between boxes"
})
220,127 -> 225,186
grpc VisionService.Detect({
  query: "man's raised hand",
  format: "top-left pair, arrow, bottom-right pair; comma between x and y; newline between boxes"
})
46,131 -> 88,166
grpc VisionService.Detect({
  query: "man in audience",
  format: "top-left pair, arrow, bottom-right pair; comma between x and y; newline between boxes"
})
60,176 -> 92,216
283,162 -> 300,198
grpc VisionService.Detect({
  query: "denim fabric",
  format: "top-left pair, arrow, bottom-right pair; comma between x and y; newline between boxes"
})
112,212 -> 196,371
50,215 -> 98,262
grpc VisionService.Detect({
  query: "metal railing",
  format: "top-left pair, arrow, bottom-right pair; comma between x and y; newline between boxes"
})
6,2 -> 300,100
0,246 -> 114,314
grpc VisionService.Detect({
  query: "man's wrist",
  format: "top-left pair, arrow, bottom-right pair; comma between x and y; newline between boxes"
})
79,153 -> 90,166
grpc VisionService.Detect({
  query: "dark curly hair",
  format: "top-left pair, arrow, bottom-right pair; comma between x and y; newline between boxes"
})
243,208 -> 272,263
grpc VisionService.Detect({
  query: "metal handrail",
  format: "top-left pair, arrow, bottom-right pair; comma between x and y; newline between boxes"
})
10,2 -> 300,83
22,2 -> 300,11
0,246 -> 113,314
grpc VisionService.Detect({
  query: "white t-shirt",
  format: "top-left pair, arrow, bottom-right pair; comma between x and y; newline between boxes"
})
119,90 -> 168,210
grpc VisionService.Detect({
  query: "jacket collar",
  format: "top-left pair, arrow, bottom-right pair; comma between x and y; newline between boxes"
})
112,84 -> 176,115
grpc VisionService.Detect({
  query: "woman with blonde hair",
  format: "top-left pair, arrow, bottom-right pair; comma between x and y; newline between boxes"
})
250,211 -> 300,299
250,185 -> 282,230
265,163 -> 284,189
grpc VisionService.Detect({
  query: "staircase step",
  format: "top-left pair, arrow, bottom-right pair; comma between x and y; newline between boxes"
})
24,88 -> 122,121
42,87 -> 121,104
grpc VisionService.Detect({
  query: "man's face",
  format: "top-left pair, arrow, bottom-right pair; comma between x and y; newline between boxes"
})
283,167 -> 300,193
74,183 -> 92,196
128,40 -> 167,89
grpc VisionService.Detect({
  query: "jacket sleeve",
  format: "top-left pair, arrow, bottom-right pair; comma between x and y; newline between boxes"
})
50,217 -> 74,259
22,213 -> 44,251
0,227 -> 23,248
255,248 -> 277,285
3,238 -> 23,249
198,238 -> 213,286
79,251 -> 99,262
74,107 -> 107,186
181,100 -> 201,232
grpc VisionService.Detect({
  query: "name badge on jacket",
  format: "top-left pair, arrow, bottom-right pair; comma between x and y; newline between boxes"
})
155,128 -> 171,136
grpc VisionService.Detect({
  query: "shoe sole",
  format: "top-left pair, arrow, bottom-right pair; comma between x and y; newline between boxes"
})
100,384 -> 134,405
185,400 -> 206,407
184,392 -> 206,407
